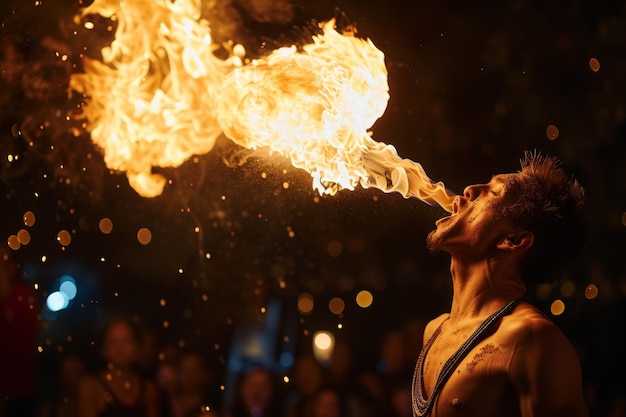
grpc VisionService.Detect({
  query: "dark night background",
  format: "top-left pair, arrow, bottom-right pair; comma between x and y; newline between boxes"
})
1,0 -> 625,415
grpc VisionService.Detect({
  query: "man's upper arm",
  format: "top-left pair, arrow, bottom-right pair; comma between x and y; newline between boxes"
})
508,319 -> 589,417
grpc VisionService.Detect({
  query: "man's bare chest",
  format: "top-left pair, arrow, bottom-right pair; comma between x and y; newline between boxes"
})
413,299 -> 523,417
422,349 -> 519,417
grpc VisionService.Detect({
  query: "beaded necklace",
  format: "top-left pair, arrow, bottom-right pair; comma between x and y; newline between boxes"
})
412,298 -> 522,416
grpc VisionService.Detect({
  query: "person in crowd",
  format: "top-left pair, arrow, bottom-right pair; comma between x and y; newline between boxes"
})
167,351 -> 219,417
76,315 -> 161,417
284,354 -> 326,417
310,387 -> 347,417
225,366 -> 282,417
156,359 -> 180,417
326,340 -> 371,417
358,329 -> 414,417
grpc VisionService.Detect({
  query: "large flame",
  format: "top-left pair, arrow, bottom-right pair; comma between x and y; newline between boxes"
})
70,0 -> 455,211
70,0 -> 243,197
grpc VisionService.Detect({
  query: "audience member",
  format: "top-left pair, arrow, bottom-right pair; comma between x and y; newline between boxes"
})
156,360 -> 179,417
167,351 -> 218,417
225,366 -> 282,417
310,387 -> 346,417
326,341 -> 371,417
76,316 -> 161,417
358,329 -> 413,417
284,354 -> 325,417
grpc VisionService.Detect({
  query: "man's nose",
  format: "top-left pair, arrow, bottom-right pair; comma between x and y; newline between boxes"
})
463,185 -> 478,201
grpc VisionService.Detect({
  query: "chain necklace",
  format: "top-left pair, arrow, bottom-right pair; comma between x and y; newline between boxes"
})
412,298 -> 522,417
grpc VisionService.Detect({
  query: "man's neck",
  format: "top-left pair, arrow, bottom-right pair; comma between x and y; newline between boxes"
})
447,254 -> 526,322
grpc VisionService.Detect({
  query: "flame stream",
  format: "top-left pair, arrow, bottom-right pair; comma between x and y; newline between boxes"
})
70,0 -> 456,211
361,144 -> 455,212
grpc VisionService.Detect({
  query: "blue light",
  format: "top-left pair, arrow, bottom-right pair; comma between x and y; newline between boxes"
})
59,280 -> 77,300
46,291 -> 69,312
279,352 -> 294,368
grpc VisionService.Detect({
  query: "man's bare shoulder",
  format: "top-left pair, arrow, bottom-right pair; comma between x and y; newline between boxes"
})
423,313 -> 450,342
504,303 -> 589,416
500,302 -> 572,350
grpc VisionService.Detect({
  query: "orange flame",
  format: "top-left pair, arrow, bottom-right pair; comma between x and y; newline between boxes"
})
70,0 -> 455,211
70,0 -> 243,197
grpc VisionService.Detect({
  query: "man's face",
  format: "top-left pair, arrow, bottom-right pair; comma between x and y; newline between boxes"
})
426,173 -> 522,256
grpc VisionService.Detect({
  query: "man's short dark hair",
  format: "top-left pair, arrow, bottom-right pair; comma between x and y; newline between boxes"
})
508,150 -> 587,284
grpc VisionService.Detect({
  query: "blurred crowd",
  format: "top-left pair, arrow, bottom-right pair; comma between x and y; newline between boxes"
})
2,241 -> 626,417
28,315 -> 423,417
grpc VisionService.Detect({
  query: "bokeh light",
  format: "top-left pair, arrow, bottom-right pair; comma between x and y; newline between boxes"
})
313,331 -> 335,365
297,293 -> 314,315
585,284 -> 599,300
279,352 -> 294,368
314,331 -> 333,350
57,230 -> 72,246
17,229 -> 31,245
46,291 -> 69,312
328,297 -> 345,315
356,290 -> 373,308
546,124 -> 559,140
59,275 -> 77,300
7,235 -> 20,250
99,217 -> 113,234
23,211 -> 36,227
137,227 -> 152,245
550,299 -> 565,316
589,57 -> 600,72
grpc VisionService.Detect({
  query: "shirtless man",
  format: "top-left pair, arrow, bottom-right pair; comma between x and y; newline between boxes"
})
412,151 -> 589,416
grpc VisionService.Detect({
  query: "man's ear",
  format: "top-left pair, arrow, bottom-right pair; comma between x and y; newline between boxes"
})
497,230 -> 534,253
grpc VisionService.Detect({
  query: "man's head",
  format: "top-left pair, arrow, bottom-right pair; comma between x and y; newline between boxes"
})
427,150 -> 587,284
505,151 -> 587,283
